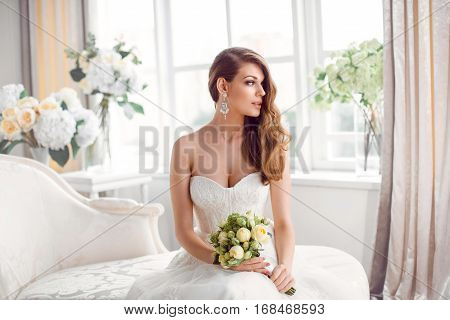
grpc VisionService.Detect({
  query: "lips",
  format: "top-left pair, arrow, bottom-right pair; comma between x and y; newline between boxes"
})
252,102 -> 262,107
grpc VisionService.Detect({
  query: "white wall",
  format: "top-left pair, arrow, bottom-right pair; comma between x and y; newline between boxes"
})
0,0 -> 25,157
117,174 -> 380,278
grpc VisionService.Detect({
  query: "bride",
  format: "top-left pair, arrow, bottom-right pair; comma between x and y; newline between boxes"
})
126,47 -> 370,300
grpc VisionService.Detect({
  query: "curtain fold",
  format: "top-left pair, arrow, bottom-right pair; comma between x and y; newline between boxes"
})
370,0 -> 449,300
23,0 -> 87,172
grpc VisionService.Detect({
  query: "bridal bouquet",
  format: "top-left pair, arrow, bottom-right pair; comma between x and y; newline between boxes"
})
0,84 -> 99,167
208,210 -> 296,296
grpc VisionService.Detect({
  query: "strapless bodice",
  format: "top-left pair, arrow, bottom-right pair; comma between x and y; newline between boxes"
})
189,172 -> 270,240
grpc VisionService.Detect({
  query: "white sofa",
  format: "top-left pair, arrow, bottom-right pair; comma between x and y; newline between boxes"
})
1,154 -> 370,300
0,154 -> 177,299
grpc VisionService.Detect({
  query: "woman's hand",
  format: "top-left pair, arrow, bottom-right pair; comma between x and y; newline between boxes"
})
227,257 -> 271,276
270,264 -> 296,293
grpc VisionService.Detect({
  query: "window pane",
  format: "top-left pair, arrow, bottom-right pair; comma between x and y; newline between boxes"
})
171,0 -> 228,66
320,0 -> 383,51
328,103 -> 354,132
328,140 -> 355,159
94,0 -> 157,70
230,0 -> 293,57
269,62 -> 296,113
174,69 -> 214,129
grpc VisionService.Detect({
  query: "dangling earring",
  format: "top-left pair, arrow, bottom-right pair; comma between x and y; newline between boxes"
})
220,93 -> 229,120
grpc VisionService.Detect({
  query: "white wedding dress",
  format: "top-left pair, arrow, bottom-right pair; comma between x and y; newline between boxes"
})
126,172 -> 370,299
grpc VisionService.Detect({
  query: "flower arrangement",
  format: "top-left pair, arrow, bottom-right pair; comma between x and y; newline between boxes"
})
208,210 -> 296,296
0,84 -> 99,167
311,39 -> 383,172
65,33 -> 147,162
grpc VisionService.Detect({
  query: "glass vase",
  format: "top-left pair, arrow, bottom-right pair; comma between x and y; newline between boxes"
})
354,106 -> 382,177
82,96 -> 112,172
30,147 -> 50,166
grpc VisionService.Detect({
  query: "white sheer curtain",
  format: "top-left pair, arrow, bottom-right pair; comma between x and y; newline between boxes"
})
370,0 -> 449,300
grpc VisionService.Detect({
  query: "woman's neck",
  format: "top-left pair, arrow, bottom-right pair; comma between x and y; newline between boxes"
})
208,109 -> 245,142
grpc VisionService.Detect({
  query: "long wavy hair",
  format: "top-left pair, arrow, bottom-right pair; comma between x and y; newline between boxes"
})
208,47 -> 291,185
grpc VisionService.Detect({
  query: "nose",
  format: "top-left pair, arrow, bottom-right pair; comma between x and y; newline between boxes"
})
258,84 -> 266,97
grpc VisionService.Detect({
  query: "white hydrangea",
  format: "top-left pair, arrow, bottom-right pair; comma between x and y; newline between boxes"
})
0,83 -> 24,112
311,39 -> 383,110
33,109 -> 76,150
52,87 -> 83,112
71,108 -> 100,147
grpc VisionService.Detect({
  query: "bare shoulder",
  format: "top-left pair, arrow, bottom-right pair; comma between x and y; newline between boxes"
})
173,130 -> 201,152
171,130 -> 202,175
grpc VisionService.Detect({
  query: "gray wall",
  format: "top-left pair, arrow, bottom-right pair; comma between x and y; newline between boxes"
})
0,0 -> 25,156
0,0 -> 22,86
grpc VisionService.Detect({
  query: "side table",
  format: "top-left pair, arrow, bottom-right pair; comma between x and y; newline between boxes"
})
61,169 -> 152,202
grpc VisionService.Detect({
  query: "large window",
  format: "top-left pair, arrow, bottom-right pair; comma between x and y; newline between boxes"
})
310,0 -> 384,170
89,0 -> 383,173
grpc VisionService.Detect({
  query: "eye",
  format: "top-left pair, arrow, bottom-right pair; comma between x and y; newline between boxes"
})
246,81 -> 255,86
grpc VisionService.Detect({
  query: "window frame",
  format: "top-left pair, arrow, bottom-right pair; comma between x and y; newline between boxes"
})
91,0 -> 383,173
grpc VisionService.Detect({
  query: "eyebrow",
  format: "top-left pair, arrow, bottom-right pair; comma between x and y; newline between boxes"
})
243,75 -> 264,81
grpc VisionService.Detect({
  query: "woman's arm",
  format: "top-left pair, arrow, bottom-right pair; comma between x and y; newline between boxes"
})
170,136 -> 215,264
269,149 -> 295,272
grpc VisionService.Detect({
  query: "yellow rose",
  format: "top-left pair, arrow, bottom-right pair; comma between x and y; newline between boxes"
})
17,108 -> 36,132
2,107 -> 19,120
0,119 -> 21,140
236,227 -> 251,242
17,96 -> 39,109
251,224 -> 270,244
229,246 -> 244,260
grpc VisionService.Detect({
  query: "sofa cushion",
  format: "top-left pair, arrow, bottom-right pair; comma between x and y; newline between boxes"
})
17,251 -> 178,300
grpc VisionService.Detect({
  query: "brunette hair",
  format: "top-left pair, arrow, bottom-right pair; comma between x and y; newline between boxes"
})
208,47 -> 291,184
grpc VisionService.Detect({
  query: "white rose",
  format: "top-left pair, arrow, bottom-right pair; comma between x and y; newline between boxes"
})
236,228 -> 251,242
251,224 -> 270,244
17,96 -> 39,109
218,231 -> 228,243
17,108 -> 36,132
229,246 -> 244,260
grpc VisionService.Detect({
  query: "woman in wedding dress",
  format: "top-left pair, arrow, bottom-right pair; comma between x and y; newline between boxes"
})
127,47 -> 370,300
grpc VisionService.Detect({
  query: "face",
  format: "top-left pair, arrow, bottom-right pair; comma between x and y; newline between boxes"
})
219,62 -> 266,118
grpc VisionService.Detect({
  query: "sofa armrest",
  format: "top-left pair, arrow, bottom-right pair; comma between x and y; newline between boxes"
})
87,197 -> 164,216
86,197 -> 169,255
